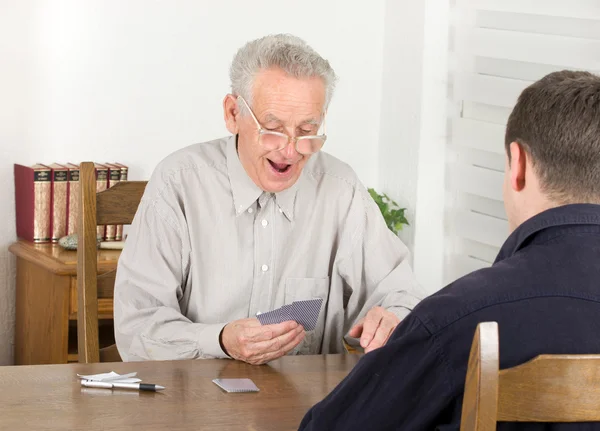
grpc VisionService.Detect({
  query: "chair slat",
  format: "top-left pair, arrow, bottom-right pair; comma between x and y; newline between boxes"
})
76,162 -> 146,363
96,181 -> 146,225
498,355 -> 600,422
77,162 -> 100,363
97,270 -> 116,298
461,322 -> 600,428
460,322 -> 499,431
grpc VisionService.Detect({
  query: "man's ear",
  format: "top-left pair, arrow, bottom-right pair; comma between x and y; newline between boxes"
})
223,94 -> 240,135
508,141 -> 527,192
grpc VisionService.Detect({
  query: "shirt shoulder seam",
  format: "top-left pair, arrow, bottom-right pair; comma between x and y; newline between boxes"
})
414,315 -> 457,399
146,162 -> 226,234
304,168 -> 359,190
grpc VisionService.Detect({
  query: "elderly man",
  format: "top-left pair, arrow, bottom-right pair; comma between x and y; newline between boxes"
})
114,34 -> 423,364
299,71 -> 600,429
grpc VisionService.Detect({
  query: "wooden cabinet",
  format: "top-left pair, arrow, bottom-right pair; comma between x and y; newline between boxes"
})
10,240 -> 120,365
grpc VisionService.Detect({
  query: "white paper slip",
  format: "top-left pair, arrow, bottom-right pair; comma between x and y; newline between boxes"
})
76,371 -> 141,383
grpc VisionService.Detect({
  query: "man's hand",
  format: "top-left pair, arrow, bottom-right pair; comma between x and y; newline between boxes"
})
221,318 -> 305,365
348,306 -> 400,353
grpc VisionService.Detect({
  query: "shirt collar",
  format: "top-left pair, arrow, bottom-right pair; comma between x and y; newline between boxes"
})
226,134 -> 304,221
275,179 -> 300,222
227,135 -> 262,215
274,152 -> 313,222
494,204 -> 600,263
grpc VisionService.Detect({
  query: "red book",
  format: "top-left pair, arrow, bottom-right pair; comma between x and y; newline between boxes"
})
64,163 -> 80,236
94,163 -> 109,240
111,163 -> 128,241
47,163 -> 69,242
14,164 -> 52,243
103,163 -> 121,241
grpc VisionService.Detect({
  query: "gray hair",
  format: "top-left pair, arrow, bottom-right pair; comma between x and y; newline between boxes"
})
230,34 -> 337,112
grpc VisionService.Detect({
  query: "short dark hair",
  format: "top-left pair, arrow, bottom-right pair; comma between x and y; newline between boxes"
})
505,70 -> 600,203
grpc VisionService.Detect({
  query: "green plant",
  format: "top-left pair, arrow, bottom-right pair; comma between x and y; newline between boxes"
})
368,188 -> 409,235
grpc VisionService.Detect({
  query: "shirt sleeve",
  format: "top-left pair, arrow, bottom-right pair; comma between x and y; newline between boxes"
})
298,314 -> 456,431
114,194 -> 228,361
336,185 -> 426,345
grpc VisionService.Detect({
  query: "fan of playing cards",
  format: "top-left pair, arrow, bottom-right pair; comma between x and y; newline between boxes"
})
256,298 -> 323,331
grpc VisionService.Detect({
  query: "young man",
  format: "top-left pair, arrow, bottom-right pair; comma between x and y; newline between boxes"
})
299,71 -> 600,430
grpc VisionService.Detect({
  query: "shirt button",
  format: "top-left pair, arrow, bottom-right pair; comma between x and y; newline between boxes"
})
247,208 -> 253,214
261,264 -> 269,272
261,219 -> 268,227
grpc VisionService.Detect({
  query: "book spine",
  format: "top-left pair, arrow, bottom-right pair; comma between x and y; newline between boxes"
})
51,169 -> 68,242
115,165 -> 128,241
33,170 -> 51,242
15,165 -> 32,242
96,166 -> 109,239
14,165 -> 35,242
104,167 -> 121,241
67,168 -> 80,236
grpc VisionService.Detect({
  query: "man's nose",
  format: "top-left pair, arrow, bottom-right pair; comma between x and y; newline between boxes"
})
282,138 -> 300,159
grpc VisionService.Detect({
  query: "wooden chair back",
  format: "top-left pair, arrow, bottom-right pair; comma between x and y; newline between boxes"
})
77,161 -> 146,363
461,322 -> 600,430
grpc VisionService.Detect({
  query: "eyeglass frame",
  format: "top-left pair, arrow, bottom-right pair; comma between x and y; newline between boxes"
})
236,95 -> 327,155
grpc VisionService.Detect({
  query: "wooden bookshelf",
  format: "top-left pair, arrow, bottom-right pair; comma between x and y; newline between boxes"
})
10,240 -> 120,365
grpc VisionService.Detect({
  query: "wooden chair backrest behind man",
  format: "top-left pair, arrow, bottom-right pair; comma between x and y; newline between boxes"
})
461,321 -> 600,430
77,161 -> 146,363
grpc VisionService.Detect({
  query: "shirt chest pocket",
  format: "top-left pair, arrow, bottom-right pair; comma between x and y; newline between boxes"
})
285,277 -> 330,355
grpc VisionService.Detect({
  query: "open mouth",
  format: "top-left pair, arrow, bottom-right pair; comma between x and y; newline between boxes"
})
268,159 -> 292,174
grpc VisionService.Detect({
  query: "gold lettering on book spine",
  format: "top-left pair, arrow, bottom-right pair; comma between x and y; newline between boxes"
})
51,170 -> 68,241
105,168 -> 121,241
115,165 -> 128,241
33,170 -> 51,242
96,167 -> 108,239
67,169 -> 80,236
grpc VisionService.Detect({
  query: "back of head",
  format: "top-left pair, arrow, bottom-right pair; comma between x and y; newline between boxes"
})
505,70 -> 600,204
229,34 -> 337,109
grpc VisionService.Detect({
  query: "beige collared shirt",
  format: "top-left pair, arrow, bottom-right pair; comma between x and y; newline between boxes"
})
114,135 -> 424,361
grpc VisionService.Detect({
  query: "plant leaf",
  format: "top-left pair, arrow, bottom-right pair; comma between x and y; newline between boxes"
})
368,187 -> 410,234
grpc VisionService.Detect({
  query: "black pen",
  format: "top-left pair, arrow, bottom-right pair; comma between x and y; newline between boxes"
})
81,380 -> 165,391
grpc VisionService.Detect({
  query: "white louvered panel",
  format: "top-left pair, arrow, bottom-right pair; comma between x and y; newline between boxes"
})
477,0 -> 600,20
452,118 -> 505,155
474,57 -> 598,82
445,0 -> 599,285
472,28 -> 600,71
462,101 -> 512,125
459,238 -> 502,264
476,11 -> 600,40
459,194 -> 507,221
461,147 -> 505,172
456,165 -> 503,201
456,73 -> 528,108
454,210 -> 508,249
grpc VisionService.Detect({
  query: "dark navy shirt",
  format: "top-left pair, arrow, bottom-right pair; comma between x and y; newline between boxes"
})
299,204 -> 600,431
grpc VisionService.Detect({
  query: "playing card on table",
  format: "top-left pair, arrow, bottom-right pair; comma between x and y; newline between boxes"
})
289,298 -> 323,331
212,378 -> 260,393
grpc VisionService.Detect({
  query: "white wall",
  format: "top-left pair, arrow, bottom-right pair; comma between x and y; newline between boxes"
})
377,0 -> 449,294
0,1 -> 32,367
0,0 -> 387,365
411,0 -> 449,294
377,0 -> 426,255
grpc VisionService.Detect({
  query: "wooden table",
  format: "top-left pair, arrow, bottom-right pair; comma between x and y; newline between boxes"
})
9,240 -> 121,365
0,354 -> 360,431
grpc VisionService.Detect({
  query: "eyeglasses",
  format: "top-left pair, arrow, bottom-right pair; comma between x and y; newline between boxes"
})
237,96 -> 327,155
